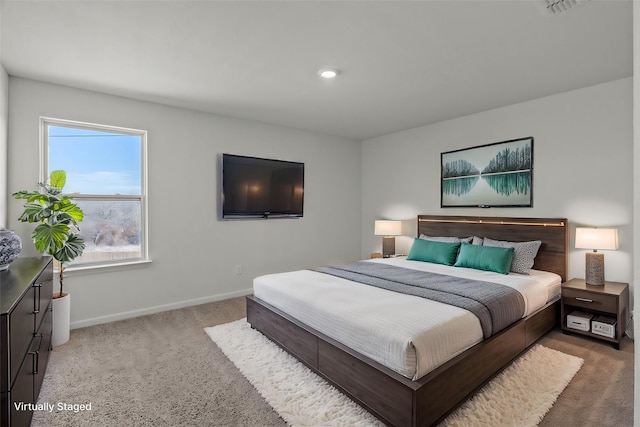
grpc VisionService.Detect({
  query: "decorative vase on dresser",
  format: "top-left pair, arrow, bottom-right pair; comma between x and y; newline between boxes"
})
0,230 -> 22,271
0,257 -> 53,427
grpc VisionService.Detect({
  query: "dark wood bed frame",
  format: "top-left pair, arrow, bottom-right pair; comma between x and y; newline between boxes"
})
246,215 -> 568,426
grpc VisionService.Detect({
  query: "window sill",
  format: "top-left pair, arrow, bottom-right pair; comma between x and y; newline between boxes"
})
55,259 -> 153,276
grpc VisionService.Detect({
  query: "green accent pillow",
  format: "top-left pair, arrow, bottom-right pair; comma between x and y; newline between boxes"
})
407,238 -> 461,266
454,243 -> 515,275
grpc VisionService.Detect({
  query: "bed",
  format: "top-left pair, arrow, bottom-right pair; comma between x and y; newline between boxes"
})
246,215 -> 568,426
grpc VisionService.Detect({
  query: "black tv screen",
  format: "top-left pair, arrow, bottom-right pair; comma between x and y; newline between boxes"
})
221,154 -> 304,219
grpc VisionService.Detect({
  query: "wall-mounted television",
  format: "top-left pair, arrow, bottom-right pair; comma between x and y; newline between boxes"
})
221,153 -> 304,219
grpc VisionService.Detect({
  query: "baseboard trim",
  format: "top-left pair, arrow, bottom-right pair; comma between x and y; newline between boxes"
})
70,288 -> 253,329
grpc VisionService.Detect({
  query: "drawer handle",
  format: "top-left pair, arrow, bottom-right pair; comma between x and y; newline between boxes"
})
30,334 -> 43,375
575,297 -> 593,303
33,283 -> 42,313
30,350 -> 40,375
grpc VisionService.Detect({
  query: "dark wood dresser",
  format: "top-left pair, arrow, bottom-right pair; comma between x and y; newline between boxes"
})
1,257 -> 53,427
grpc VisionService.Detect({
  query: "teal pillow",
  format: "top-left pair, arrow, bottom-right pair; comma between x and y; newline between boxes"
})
454,243 -> 515,275
407,238 -> 461,266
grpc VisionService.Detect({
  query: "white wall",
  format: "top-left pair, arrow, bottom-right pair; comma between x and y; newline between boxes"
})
632,2 -> 639,424
0,0 -> 7,228
7,77 -> 361,327
0,2 -> 6,228
362,78 -> 633,288
0,65 -> 7,228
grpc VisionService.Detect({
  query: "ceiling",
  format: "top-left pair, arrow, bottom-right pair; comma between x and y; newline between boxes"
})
0,0 -> 633,141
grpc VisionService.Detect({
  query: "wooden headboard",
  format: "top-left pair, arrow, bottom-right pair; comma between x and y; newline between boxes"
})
417,215 -> 568,281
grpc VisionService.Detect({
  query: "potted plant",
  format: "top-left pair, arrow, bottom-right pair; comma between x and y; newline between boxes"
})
13,170 -> 85,346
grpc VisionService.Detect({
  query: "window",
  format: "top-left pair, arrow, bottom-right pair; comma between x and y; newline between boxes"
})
41,118 -> 148,268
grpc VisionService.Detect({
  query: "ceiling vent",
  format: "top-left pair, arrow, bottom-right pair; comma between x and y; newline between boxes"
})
540,0 -> 590,15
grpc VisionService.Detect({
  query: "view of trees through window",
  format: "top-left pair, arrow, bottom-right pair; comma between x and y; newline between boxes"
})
73,200 -> 142,264
44,119 -> 146,266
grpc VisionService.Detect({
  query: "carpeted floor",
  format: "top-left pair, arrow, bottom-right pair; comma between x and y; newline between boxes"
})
537,327 -> 634,426
32,296 -> 634,427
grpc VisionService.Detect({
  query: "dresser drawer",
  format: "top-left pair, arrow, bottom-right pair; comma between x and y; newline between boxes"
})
33,306 -> 52,399
10,349 -> 36,427
562,288 -> 617,313
9,287 -> 36,389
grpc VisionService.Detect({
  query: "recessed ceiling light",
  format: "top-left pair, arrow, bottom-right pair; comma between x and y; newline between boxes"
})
318,68 -> 339,79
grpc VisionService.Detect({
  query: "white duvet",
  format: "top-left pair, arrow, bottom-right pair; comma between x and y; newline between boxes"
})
252,257 -> 561,380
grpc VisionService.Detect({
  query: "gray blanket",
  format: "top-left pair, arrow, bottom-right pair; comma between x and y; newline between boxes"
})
315,262 -> 525,338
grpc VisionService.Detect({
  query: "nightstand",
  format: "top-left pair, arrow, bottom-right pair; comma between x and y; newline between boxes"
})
561,278 -> 629,349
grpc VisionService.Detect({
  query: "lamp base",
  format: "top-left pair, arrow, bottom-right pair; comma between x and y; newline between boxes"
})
585,252 -> 605,286
382,237 -> 396,258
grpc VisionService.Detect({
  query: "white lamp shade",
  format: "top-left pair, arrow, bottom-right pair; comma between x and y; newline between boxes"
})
374,220 -> 402,236
575,227 -> 618,251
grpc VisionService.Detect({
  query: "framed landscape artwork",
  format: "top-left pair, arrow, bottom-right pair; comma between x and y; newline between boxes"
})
441,137 -> 533,208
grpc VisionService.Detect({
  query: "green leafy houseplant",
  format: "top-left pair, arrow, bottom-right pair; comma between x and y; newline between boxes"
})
13,170 -> 85,298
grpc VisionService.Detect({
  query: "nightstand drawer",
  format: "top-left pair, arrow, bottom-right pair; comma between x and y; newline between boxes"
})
562,288 -> 617,313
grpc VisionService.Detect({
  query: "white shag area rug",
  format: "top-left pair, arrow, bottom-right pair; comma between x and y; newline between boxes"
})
205,319 -> 583,427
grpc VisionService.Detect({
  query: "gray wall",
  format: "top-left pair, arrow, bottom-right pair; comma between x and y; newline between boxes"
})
7,77 -> 362,327
361,78 -> 633,288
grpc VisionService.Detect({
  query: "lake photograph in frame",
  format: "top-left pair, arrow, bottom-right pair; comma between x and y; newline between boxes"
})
441,137 -> 533,207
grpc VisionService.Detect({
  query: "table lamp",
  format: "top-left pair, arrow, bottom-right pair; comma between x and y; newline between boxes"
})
374,220 -> 402,258
575,227 -> 618,286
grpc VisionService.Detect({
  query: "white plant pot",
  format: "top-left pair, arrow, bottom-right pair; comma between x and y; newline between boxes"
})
52,293 -> 71,347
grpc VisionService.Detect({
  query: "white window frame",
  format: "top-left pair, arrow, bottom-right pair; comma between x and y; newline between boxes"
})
40,117 -> 150,271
